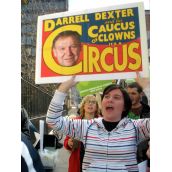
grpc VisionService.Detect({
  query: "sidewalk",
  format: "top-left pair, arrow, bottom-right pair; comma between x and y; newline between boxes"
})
53,136 -> 70,172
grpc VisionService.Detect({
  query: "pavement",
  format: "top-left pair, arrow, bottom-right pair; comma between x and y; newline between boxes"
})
52,136 -> 70,172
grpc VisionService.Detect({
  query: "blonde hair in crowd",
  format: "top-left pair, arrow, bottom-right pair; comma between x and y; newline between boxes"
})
79,95 -> 101,119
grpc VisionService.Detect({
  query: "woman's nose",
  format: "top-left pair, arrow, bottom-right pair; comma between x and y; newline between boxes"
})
107,96 -> 113,102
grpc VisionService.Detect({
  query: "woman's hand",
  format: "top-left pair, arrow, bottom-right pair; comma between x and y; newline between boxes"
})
68,138 -> 74,149
58,76 -> 77,93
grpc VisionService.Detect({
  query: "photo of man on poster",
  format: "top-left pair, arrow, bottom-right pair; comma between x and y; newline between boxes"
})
52,31 -> 81,67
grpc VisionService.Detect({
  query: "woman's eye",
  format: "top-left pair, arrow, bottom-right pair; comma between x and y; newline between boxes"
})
113,96 -> 121,100
104,95 -> 110,98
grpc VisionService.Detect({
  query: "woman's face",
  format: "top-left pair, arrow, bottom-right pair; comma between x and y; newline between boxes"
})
101,89 -> 125,122
84,97 -> 97,115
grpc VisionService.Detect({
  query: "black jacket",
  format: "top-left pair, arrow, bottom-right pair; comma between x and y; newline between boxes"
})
140,101 -> 150,118
137,102 -> 150,166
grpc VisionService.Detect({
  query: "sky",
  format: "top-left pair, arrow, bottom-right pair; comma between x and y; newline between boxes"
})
69,0 -> 150,11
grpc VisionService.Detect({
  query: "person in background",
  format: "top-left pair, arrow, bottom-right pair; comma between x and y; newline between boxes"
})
135,72 -> 150,105
21,107 -> 45,172
21,106 -> 31,140
95,92 -> 103,117
21,106 -> 38,144
126,82 -> 150,171
21,132 -> 45,172
46,76 -> 149,172
127,82 -> 150,119
52,30 -> 81,67
146,141 -> 150,172
137,138 -> 150,171
64,94 -> 100,172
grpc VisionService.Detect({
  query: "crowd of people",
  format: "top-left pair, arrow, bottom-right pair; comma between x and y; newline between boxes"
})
22,30 -> 150,172
21,76 -> 150,172
46,76 -> 150,172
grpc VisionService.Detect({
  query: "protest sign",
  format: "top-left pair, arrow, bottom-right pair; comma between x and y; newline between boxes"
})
35,2 -> 149,84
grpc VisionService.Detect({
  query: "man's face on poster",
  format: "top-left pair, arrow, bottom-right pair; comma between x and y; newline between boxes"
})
53,36 -> 81,67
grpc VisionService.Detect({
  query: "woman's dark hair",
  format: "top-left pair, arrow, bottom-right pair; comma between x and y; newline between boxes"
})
102,84 -> 132,118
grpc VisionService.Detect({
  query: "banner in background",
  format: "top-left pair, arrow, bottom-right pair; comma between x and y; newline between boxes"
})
76,80 -> 117,97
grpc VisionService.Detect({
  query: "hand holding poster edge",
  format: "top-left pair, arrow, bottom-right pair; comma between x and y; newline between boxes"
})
135,71 -> 150,90
58,75 -> 78,93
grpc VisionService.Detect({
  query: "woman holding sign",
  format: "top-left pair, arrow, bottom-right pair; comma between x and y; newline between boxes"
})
46,76 -> 149,172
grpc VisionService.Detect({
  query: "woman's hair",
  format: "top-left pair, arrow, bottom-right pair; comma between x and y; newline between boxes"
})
79,95 -> 100,118
102,84 -> 132,118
